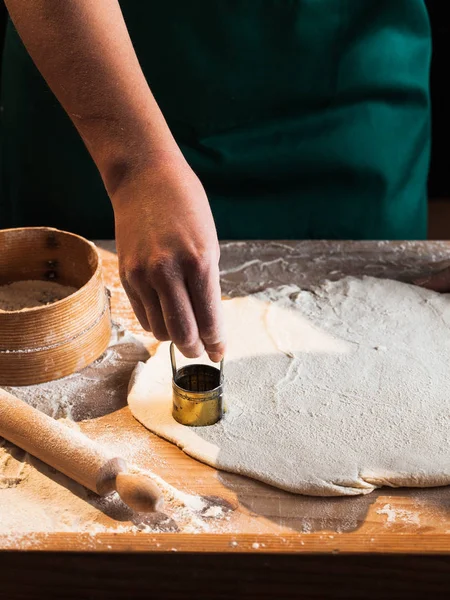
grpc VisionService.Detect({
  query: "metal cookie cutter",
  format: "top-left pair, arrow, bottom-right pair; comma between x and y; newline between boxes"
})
170,343 -> 224,427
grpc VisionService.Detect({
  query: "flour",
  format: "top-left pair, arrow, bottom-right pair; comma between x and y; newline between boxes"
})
0,443 -> 228,542
203,505 -> 224,518
0,420 -> 231,544
0,280 -> 77,312
377,503 -> 421,526
0,325 -> 231,546
128,276 -> 450,496
0,440 -> 29,489
3,324 -> 148,421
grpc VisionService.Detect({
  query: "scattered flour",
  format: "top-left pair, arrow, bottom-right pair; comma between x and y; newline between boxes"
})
3,324 -> 148,421
0,280 -> 77,312
0,440 -> 29,489
0,423 -> 232,546
129,276 -> 450,497
202,506 -> 224,518
0,325 -> 231,547
377,503 -> 421,526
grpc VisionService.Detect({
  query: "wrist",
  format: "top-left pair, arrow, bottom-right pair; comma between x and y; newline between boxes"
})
102,143 -> 185,201
72,93 -> 184,198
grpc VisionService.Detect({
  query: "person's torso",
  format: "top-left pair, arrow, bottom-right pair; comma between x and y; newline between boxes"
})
1,0 -> 431,239
123,0 -> 432,239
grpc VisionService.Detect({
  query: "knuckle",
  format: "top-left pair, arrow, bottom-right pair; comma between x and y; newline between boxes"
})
174,329 -> 198,350
200,322 -> 219,343
125,255 -> 177,288
183,250 -> 212,276
125,263 -> 148,287
149,255 -> 175,282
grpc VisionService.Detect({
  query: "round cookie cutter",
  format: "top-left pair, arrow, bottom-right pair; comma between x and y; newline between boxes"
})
170,343 -> 224,427
0,227 -> 112,386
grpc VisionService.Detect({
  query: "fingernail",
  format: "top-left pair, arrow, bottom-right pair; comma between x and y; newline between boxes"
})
209,352 -> 223,364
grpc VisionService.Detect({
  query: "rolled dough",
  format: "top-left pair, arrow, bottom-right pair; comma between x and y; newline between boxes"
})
128,277 -> 450,496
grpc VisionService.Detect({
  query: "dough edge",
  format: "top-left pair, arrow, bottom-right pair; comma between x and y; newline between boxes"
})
128,359 -> 450,497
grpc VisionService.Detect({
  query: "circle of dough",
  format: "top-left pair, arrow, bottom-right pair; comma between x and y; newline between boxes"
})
128,277 -> 450,496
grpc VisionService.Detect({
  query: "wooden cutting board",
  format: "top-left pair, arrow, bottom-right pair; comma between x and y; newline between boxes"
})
1,240 -> 450,554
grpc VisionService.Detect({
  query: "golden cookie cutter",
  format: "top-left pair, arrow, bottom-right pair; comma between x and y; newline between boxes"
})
170,343 -> 224,427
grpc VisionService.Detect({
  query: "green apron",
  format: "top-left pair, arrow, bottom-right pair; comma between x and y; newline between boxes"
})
1,1 -> 431,240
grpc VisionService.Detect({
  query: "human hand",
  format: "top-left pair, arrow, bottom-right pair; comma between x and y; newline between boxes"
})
112,156 -> 225,362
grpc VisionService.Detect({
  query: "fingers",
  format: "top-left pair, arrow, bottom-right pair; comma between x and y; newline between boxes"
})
120,277 -> 151,332
414,267 -> 450,293
126,258 -> 204,358
188,261 -> 225,363
121,271 -> 169,340
142,287 -> 170,341
123,253 -> 225,362
157,281 -> 204,358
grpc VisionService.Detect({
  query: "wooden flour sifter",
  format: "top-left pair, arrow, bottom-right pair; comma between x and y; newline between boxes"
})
0,227 -> 163,512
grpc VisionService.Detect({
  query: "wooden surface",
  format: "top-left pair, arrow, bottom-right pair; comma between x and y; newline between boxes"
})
96,241 -> 450,551
1,240 -> 450,598
1,240 -> 450,553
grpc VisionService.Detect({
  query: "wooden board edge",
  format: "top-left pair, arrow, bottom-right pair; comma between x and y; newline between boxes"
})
1,532 -> 450,554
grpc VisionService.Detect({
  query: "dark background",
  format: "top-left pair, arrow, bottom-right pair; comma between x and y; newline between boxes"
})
426,0 -> 450,199
0,1 -> 448,199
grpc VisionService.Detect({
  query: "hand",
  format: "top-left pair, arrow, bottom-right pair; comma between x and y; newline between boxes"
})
111,156 -> 225,362
414,267 -> 450,292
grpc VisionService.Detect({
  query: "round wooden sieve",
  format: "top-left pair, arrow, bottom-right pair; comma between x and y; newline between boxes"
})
0,227 -> 112,385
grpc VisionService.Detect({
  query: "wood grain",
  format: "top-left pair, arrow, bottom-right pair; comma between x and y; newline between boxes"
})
1,241 -> 450,561
0,228 -> 111,385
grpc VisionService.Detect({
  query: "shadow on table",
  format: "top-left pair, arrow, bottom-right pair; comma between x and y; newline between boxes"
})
178,301 -> 450,536
0,330 -> 161,531
15,450 -> 180,531
6,331 -> 149,422
218,470 -> 450,533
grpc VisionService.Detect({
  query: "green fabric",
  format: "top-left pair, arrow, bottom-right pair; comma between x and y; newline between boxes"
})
1,1 -> 431,240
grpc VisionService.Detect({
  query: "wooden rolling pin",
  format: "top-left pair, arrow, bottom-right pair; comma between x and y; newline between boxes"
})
0,388 -> 163,513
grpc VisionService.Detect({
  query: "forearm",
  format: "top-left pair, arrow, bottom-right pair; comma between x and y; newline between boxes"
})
5,0 -> 180,194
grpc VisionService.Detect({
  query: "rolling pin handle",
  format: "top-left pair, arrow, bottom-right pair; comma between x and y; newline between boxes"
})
96,457 -> 128,496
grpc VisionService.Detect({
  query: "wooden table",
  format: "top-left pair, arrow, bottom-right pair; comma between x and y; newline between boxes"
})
1,240 -> 450,599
